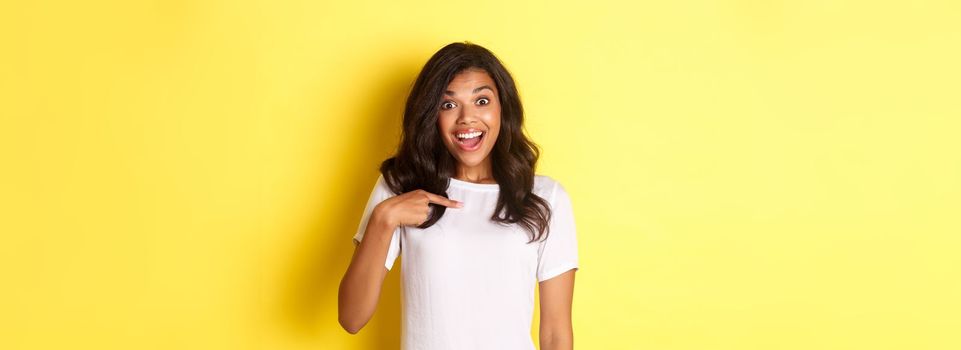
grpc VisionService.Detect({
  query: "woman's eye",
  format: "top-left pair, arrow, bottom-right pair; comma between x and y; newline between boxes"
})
477,98 -> 490,105
441,101 -> 456,109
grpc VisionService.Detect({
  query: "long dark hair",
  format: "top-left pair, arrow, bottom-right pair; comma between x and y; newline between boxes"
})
379,41 -> 552,243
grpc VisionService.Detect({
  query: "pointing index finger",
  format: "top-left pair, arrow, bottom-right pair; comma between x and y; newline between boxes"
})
424,192 -> 463,208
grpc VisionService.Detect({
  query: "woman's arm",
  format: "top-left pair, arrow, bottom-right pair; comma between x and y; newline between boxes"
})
338,189 -> 462,334
538,269 -> 576,350
337,209 -> 395,334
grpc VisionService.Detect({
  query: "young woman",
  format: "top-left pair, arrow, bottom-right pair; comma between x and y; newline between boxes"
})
338,42 -> 579,350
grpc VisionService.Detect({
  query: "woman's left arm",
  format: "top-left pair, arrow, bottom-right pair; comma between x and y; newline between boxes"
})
538,269 -> 576,350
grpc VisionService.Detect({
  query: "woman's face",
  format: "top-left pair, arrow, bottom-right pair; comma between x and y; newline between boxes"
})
437,68 -> 501,170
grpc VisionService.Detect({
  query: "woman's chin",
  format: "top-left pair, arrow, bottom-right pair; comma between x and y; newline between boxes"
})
452,152 -> 490,167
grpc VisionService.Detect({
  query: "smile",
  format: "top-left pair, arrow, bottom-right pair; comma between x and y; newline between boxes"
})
454,130 -> 485,152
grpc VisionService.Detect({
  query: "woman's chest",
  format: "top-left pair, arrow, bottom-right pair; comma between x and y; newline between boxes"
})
400,205 -> 540,274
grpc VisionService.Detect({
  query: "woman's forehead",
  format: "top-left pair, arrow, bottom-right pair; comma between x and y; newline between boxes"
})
446,69 -> 496,93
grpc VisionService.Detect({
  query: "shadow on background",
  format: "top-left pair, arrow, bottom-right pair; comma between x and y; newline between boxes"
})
278,55 -> 423,348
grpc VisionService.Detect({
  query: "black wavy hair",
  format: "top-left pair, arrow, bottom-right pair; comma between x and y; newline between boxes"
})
379,41 -> 552,243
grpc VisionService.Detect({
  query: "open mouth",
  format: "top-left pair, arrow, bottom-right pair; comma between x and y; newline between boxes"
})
454,130 -> 485,151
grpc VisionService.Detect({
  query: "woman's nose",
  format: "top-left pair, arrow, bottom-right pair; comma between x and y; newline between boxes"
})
457,104 -> 478,123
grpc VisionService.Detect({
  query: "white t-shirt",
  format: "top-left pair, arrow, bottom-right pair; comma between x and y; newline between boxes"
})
352,174 -> 579,350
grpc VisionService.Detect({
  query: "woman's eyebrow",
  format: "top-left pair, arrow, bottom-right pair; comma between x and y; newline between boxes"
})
444,85 -> 495,96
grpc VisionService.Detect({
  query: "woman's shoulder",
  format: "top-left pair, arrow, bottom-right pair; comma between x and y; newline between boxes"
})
533,173 -> 556,186
533,174 -> 566,201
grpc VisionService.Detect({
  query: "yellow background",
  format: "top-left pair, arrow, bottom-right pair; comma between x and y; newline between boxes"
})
2,0 -> 959,349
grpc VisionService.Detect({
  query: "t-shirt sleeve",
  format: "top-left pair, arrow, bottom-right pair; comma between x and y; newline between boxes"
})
536,180 -> 580,282
352,174 -> 402,271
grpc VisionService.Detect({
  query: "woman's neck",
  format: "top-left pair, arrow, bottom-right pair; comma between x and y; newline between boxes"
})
454,160 -> 496,184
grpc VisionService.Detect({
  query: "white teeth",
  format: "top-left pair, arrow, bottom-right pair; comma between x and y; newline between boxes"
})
455,131 -> 483,139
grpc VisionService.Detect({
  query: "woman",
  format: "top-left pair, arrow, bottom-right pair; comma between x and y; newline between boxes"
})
338,41 -> 579,350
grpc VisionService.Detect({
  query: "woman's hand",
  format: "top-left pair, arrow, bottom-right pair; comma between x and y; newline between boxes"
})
373,189 -> 463,228
340,188 -> 460,334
